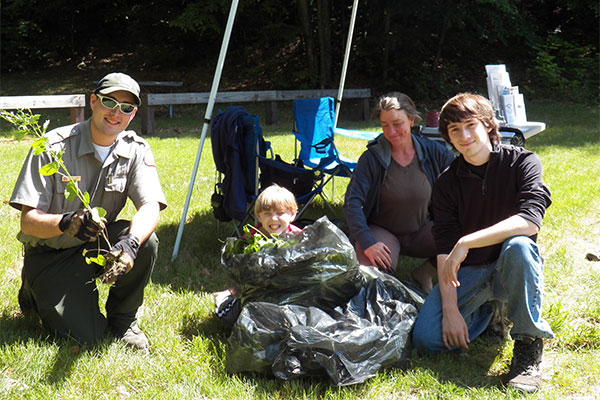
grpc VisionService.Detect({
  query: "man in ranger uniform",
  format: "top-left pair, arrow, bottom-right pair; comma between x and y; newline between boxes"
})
10,72 -> 167,352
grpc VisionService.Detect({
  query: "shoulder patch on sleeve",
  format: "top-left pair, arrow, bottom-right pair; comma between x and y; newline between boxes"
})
144,150 -> 156,167
127,130 -> 150,145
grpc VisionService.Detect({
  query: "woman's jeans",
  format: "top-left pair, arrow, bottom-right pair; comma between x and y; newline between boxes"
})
412,236 -> 554,353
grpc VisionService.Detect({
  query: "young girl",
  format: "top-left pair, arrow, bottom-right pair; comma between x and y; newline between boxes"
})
249,184 -> 301,237
213,184 -> 300,322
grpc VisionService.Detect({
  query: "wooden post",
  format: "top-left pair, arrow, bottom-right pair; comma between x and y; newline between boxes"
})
70,106 -> 85,123
361,98 -> 370,120
264,101 -> 278,125
139,93 -> 154,135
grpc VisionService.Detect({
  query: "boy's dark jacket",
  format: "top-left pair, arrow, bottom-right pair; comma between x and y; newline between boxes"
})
432,144 -> 552,266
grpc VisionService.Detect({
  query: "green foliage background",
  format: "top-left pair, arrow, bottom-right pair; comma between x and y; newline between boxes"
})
1,0 -> 598,103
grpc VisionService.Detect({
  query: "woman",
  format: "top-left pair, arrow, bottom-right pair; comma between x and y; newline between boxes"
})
343,92 -> 454,293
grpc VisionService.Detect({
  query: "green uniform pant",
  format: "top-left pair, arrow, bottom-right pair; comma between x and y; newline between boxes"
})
18,220 -> 158,346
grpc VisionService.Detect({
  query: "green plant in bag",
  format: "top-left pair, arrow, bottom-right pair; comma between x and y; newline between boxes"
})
224,224 -> 290,256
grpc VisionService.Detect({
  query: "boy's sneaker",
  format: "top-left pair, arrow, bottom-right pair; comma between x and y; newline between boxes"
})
214,291 -> 241,324
506,337 -> 543,393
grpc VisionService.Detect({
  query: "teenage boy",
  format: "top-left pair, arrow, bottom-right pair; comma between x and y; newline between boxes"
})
411,93 -> 553,393
10,73 -> 167,352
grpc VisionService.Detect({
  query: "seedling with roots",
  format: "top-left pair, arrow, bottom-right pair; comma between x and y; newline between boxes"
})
1,109 -> 110,267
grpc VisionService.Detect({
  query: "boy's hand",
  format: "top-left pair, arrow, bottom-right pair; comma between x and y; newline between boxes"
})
438,253 -> 469,349
442,241 -> 469,287
442,307 -> 470,349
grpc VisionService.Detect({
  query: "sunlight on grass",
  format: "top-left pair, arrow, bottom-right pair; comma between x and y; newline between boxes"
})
0,101 -> 599,399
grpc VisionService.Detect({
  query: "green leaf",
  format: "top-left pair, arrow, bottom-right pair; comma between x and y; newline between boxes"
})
85,254 -> 106,267
39,161 -> 59,176
224,224 -> 289,256
30,113 -> 41,125
95,207 -> 107,218
90,207 -> 106,224
64,181 -> 78,201
83,191 -> 90,206
32,136 -> 48,149
0,110 -> 17,125
32,137 -> 48,155
14,130 -> 28,141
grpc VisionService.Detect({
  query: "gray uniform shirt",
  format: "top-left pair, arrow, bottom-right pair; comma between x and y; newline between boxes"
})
10,119 -> 167,249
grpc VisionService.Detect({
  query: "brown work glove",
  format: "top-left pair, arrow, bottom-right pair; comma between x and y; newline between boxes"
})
100,234 -> 140,284
59,209 -> 106,242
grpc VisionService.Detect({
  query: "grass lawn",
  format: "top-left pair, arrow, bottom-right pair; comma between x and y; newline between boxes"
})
0,100 -> 599,399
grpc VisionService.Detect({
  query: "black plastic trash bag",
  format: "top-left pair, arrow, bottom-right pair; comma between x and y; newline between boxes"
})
226,272 -> 422,386
221,217 -> 364,310
222,217 -> 426,385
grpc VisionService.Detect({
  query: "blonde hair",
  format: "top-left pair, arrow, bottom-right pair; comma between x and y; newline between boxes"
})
374,92 -> 422,124
254,184 -> 298,216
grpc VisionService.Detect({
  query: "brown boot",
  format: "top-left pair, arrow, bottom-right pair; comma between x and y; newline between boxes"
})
506,337 -> 543,393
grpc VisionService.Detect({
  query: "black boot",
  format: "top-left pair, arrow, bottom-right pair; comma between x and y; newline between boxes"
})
506,337 -> 543,393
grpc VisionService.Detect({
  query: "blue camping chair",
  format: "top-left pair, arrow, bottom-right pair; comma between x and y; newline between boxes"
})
292,97 -> 357,179
293,97 -> 378,198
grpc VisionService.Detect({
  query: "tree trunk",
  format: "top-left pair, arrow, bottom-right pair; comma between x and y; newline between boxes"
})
317,0 -> 332,88
297,0 -> 317,83
382,5 -> 391,80
433,0 -> 456,70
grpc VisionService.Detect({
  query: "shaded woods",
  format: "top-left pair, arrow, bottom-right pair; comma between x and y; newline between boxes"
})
1,0 -> 598,103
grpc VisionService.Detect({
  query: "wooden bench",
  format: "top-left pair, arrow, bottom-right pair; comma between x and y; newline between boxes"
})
139,81 -> 184,89
0,95 -> 86,124
139,88 -> 371,135
138,81 -> 183,119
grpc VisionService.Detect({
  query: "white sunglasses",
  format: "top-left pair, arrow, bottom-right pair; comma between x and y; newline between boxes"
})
96,94 -> 137,114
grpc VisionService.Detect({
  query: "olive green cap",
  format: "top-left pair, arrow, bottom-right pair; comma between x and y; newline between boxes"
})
95,72 -> 141,105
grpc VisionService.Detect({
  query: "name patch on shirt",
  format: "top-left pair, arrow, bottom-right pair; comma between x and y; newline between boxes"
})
63,176 -> 81,182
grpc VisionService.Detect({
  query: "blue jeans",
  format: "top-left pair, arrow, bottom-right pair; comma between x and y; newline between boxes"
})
412,236 -> 554,353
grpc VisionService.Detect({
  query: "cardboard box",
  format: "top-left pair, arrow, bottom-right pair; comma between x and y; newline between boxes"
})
514,93 -> 527,123
485,65 -> 511,113
501,94 -> 516,125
